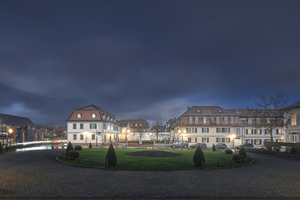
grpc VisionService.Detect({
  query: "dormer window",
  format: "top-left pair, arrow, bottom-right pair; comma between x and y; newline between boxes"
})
77,113 -> 82,118
102,114 -> 105,119
248,118 -> 252,124
203,117 -> 207,123
189,117 -> 192,123
92,113 -> 96,118
140,123 -> 142,126
256,118 -> 260,123
196,110 -> 201,113
216,117 -> 220,123
111,117 -> 113,121
135,123 -> 137,126
224,117 -> 228,123
267,118 -> 270,123
230,117 -> 234,123
217,110 -> 223,113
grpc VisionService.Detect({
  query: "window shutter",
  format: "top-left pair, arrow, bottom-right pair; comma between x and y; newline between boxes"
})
90,124 -> 92,129
216,128 -> 219,133
95,124 -> 97,129
202,128 -> 204,133
195,128 -> 197,133
246,129 -> 248,134
265,129 -> 267,134
207,128 -> 209,133
207,138 -> 209,143
228,128 -> 230,133
276,129 -> 278,134
251,129 -> 253,134
297,114 -> 300,126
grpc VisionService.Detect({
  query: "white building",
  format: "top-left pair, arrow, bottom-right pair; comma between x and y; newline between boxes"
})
66,105 -> 120,145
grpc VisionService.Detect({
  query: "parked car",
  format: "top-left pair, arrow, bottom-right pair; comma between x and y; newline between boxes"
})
215,143 -> 227,149
190,143 -> 207,149
170,141 -> 189,148
236,143 -> 254,149
253,145 -> 265,149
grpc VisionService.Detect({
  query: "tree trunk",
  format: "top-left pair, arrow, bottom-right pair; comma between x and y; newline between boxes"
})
270,128 -> 274,147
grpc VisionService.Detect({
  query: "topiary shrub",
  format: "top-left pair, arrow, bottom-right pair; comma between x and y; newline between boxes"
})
212,144 -> 216,151
89,142 -> 92,149
74,145 -> 82,151
239,146 -> 246,157
66,141 -> 74,152
65,150 -> 79,160
105,143 -> 117,166
193,146 -> 205,167
232,154 -> 244,163
225,149 -> 232,154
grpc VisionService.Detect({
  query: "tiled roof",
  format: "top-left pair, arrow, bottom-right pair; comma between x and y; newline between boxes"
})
0,113 -> 35,126
181,106 -> 236,116
66,105 -> 118,124
117,119 -> 149,129
285,101 -> 300,109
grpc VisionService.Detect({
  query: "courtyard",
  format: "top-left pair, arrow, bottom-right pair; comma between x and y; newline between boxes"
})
1,149 -> 300,199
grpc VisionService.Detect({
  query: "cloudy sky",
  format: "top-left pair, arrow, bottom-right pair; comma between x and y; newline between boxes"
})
0,0 -> 299,126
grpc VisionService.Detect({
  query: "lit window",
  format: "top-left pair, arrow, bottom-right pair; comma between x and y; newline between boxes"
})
135,124 -> 137,126
80,134 -> 84,140
77,113 -> 81,118
92,134 -> 95,140
292,115 -> 297,125
92,113 -> 96,118
73,134 -> 77,140
203,117 -> 207,123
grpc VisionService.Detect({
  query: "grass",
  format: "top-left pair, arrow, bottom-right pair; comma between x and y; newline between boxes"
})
58,148 -> 252,170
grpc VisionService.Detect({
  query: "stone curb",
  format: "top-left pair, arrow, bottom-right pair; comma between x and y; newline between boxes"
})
55,154 -> 106,169
56,154 -> 254,170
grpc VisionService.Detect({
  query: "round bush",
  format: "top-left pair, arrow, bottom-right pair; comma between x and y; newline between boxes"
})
225,149 -> 232,154
232,154 -> 244,163
65,150 -> 79,160
74,145 -> 82,151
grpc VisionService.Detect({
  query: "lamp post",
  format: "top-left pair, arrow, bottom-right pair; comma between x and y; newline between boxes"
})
8,128 -> 13,151
231,134 -> 236,153
85,131 -> 87,148
96,131 -> 101,147
178,129 -> 186,150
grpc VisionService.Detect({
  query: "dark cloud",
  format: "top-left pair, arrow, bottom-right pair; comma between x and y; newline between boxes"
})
0,0 -> 300,125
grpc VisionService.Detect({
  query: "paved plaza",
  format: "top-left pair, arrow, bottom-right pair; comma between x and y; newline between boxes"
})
1,150 -> 300,200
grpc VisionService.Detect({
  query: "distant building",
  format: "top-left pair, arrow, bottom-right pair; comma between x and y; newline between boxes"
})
66,105 -> 120,145
118,119 -> 150,140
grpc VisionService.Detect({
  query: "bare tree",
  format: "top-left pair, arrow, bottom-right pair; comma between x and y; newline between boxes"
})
151,121 -> 164,141
248,90 -> 290,148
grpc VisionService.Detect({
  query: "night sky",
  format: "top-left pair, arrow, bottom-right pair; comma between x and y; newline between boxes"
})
1,0 -> 300,126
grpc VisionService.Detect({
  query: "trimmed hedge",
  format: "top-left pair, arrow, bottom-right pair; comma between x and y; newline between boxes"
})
193,146 -> 205,167
65,150 -> 79,160
239,146 -> 246,158
264,141 -> 299,153
74,145 -> 82,151
232,154 -> 244,163
212,144 -> 216,151
89,142 -> 92,149
225,149 -> 232,154
244,148 -> 272,154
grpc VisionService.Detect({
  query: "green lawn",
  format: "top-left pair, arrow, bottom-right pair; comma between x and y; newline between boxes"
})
58,148 -> 252,170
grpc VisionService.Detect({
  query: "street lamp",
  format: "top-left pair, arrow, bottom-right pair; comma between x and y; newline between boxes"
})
178,129 -> 186,150
231,134 -> 236,153
85,131 -> 87,148
8,128 -> 13,151
96,131 -> 101,147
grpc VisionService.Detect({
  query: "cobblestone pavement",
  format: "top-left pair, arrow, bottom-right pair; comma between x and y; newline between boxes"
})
1,150 -> 300,200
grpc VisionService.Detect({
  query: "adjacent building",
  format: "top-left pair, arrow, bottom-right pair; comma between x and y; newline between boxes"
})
118,118 -> 150,140
285,101 -> 300,143
66,105 -> 120,145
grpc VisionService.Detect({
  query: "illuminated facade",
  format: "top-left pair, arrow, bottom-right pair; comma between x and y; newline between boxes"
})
66,105 -> 120,145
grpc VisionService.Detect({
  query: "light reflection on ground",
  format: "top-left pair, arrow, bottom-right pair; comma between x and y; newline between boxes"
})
15,144 -> 67,152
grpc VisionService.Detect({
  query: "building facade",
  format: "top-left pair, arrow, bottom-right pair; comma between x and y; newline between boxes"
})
285,101 -> 300,143
66,105 -> 120,145
118,119 -> 150,141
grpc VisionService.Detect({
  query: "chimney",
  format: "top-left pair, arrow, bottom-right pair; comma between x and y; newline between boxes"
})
187,106 -> 190,110
174,117 -> 176,119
